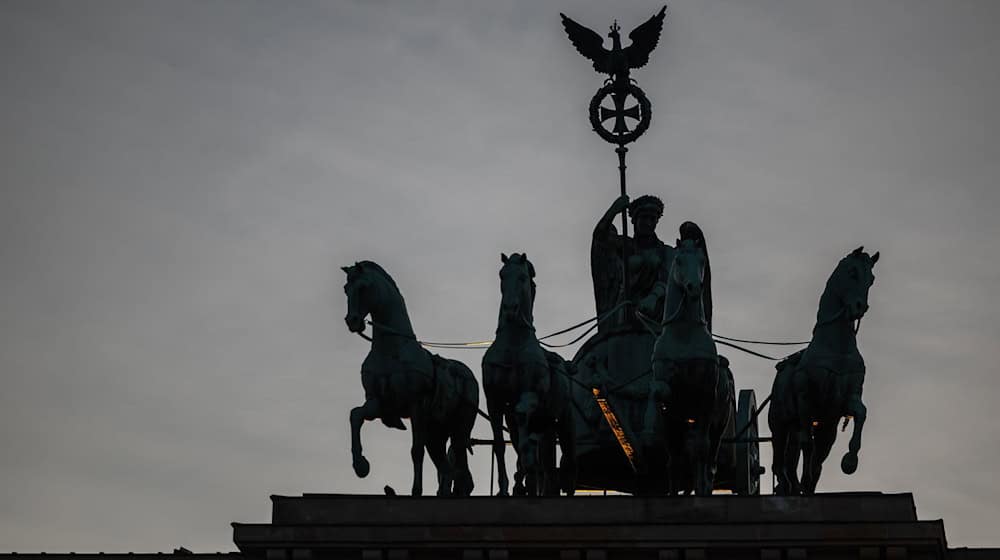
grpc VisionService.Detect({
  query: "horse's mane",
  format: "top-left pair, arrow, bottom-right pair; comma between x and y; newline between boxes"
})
357,260 -> 401,296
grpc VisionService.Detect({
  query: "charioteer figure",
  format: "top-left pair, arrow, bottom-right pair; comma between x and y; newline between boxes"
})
592,193 -> 713,333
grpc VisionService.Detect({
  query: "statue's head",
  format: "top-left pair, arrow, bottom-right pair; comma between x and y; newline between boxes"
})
499,252 -> 536,322
828,247 -> 879,321
629,195 -> 664,237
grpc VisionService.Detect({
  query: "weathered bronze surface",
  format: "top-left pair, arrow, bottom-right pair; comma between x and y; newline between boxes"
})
768,247 -> 879,495
591,194 -> 712,333
482,253 -> 576,496
645,238 -> 732,496
342,261 -> 479,496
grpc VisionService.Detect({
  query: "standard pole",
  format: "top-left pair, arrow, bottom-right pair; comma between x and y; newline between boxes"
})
616,145 -> 629,313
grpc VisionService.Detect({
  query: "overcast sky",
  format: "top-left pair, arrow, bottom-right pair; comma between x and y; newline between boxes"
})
2,0 -> 998,552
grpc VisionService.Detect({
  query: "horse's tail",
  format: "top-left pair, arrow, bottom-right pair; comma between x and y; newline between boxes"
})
436,357 -> 478,496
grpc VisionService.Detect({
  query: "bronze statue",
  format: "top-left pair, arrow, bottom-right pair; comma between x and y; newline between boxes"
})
561,6 -> 665,144
342,261 -> 479,496
592,194 -> 712,332
768,247 -> 879,495
561,6 -> 665,85
643,238 -> 732,496
482,253 -> 577,496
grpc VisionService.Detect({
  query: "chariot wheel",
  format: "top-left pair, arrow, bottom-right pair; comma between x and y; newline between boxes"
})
733,389 -> 763,495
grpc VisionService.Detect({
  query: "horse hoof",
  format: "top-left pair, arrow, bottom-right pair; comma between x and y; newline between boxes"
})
353,456 -> 371,478
841,452 -> 858,474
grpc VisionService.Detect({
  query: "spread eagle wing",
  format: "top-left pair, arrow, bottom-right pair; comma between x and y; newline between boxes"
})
624,6 -> 667,69
560,13 -> 611,73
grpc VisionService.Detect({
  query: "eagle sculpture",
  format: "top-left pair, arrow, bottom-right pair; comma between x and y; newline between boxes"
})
560,6 -> 667,85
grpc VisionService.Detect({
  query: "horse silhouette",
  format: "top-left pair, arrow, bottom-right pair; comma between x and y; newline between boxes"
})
768,246 -> 878,495
342,261 -> 478,496
646,238 -> 732,496
483,253 -> 577,496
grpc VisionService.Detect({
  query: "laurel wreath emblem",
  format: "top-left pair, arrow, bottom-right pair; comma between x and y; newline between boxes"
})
588,82 -> 652,146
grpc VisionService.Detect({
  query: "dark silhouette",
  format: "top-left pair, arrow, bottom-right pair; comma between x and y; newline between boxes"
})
768,247 -> 879,495
482,253 -> 576,496
562,7 -> 666,144
591,194 -> 712,332
342,261 -> 479,496
644,238 -> 732,495
561,6 -> 666,80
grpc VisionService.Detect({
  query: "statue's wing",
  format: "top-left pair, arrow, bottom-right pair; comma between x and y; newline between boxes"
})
624,5 -> 667,69
560,13 -> 611,73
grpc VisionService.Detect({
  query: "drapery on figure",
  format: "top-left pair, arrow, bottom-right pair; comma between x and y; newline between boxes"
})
591,194 -> 712,332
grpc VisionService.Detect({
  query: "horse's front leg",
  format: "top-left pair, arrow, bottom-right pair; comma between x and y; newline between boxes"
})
487,395 -> 510,496
410,413 -> 425,496
642,360 -> 671,447
350,399 -> 381,478
507,410 -> 526,496
841,395 -> 867,474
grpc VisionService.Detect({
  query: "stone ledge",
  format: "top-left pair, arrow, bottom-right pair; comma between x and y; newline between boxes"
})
265,493 -> 918,526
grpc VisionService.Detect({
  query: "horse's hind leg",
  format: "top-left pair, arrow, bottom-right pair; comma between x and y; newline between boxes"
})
557,416 -> 577,496
447,441 -> 473,496
426,432 -> 454,496
449,407 -> 476,496
802,422 -> 836,495
349,399 -> 382,478
409,413 -> 426,496
842,395 -> 867,474
787,434 -> 802,494
770,424 -> 791,495
540,428 -> 558,496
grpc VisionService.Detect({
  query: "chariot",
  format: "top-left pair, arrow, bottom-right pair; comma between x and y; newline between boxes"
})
568,326 -> 764,495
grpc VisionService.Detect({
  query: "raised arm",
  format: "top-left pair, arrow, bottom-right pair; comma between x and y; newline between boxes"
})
594,194 -> 630,242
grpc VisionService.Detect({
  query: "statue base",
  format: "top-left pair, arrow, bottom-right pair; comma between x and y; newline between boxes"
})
233,492 -> 953,560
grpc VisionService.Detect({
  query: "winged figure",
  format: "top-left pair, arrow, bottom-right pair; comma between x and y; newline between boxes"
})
560,6 -> 667,85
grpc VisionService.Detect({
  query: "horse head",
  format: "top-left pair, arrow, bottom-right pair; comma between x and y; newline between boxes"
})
823,247 -> 879,323
671,238 -> 707,301
342,260 -> 401,333
342,263 -> 371,332
499,252 -> 536,326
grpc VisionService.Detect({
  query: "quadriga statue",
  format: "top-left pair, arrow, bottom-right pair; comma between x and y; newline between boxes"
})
342,261 -> 479,496
768,247 -> 879,495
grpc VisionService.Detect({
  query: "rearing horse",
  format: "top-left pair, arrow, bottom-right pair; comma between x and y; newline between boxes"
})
646,238 -> 732,496
482,253 -> 576,496
768,246 -> 878,495
342,261 -> 479,496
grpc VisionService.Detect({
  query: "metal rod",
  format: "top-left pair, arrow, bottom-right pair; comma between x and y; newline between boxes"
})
616,145 -> 629,315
